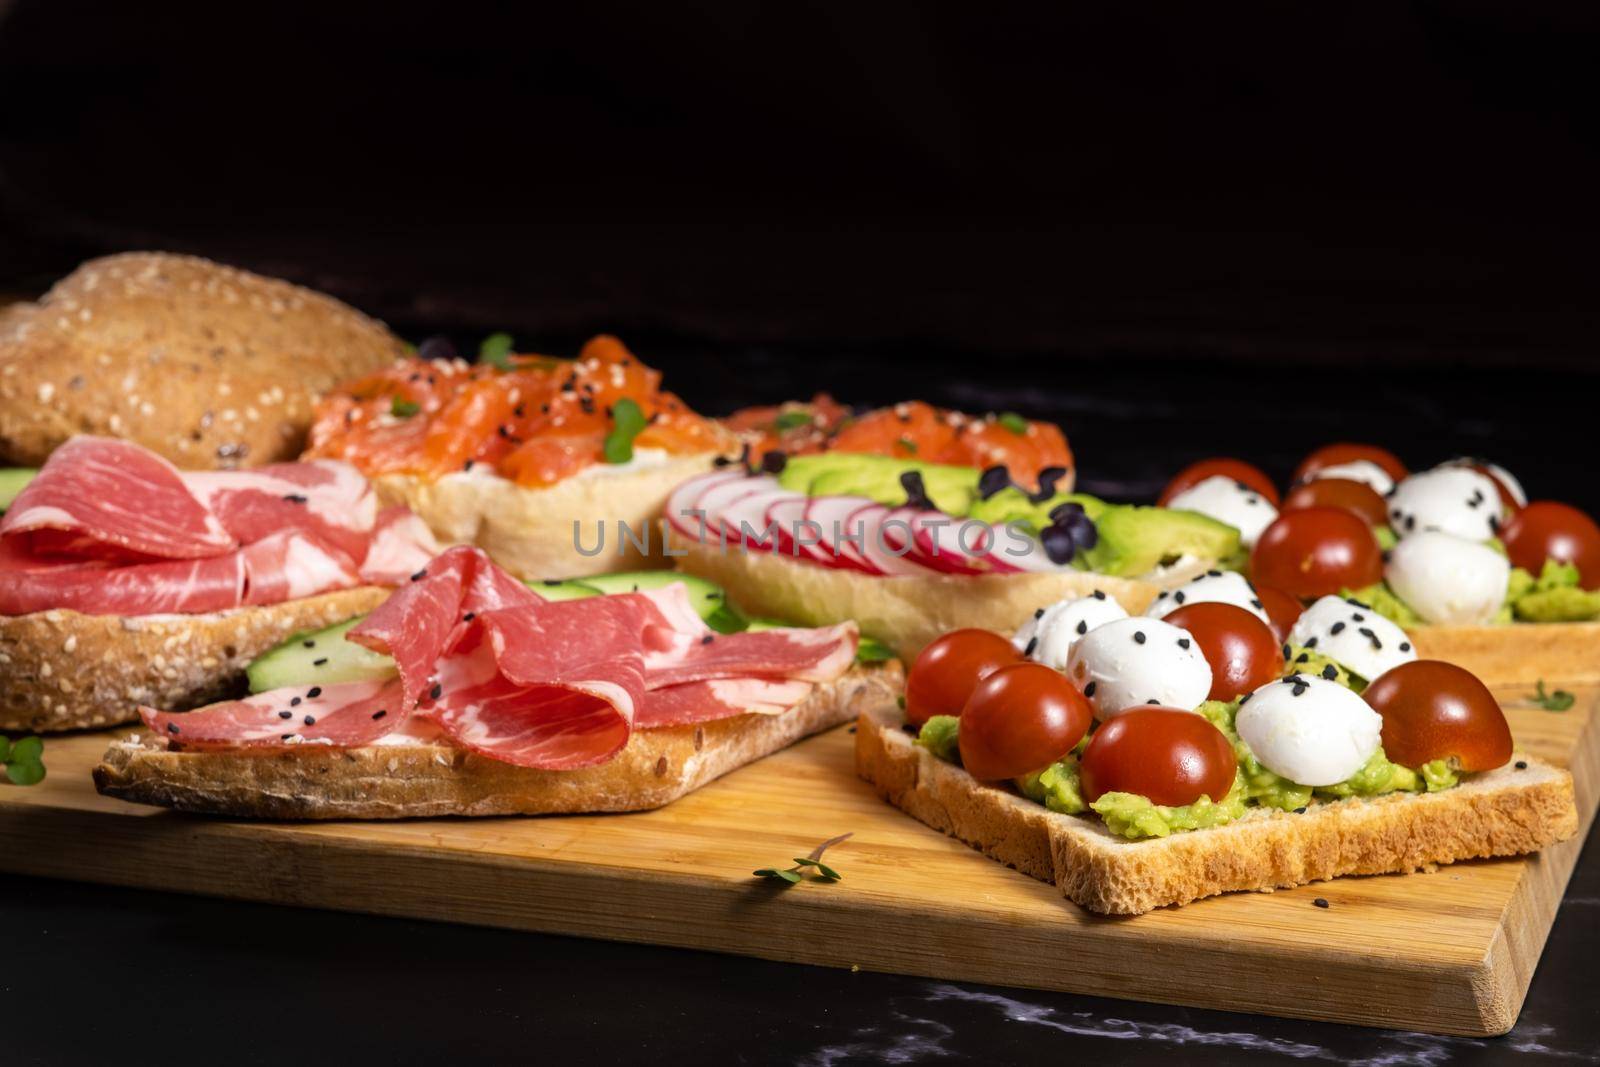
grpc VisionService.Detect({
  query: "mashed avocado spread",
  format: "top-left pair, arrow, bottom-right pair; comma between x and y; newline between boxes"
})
1350,557 -> 1600,627
914,657 -> 1461,841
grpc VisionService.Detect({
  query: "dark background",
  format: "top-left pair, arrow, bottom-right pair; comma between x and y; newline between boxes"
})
2,3 -> 1597,1062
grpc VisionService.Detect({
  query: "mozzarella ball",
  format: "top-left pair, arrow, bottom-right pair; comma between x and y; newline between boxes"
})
1145,569 -> 1272,626
1386,466 -> 1502,541
1012,592 -> 1130,670
1235,675 -> 1383,786
1286,595 -> 1417,682
1443,458 -> 1527,508
1165,475 -> 1278,548
1311,460 -> 1395,496
1066,616 -> 1213,721
1385,530 -> 1509,625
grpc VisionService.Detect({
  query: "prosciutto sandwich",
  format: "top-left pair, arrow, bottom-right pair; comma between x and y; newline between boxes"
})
0,436 -> 439,732
94,546 -> 898,818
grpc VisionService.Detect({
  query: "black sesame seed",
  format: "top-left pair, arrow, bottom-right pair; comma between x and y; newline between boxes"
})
429,683 -> 443,700
282,493 -> 308,504
1295,652 -> 1309,663
1133,631 -> 1147,644
701,634 -> 715,645
1158,591 -> 1168,600
1322,664 -> 1338,680
1515,760 -> 1527,770
167,722 -> 180,734
1146,698 -> 1159,704
1399,642 -> 1411,652
1207,569 -> 1222,578
1177,638 -> 1191,649
1084,681 -> 1098,697
1034,608 -> 1046,619
1304,636 -> 1319,649
1330,622 -> 1346,634
290,697 -> 302,707
1024,636 -> 1039,657
463,459 -> 475,472
1239,693 -> 1252,705
307,687 -> 322,698
302,639 -> 315,648
373,710 -> 388,721
303,715 -> 316,726
278,710 -> 292,719
1174,591 -> 1186,604
463,611 -> 476,622
1251,598 -> 1263,608
1293,806 -> 1307,814
1292,682 -> 1308,696
1076,620 -> 1088,635
313,657 -> 329,666
1351,613 -> 1366,622
282,734 -> 294,741
410,569 -> 427,582
1282,643 -> 1291,658
1092,590 -> 1106,600
1313,898 -> 1330,909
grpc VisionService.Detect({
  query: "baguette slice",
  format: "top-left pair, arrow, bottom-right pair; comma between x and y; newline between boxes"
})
672,538 -> 1205,662
0,253 -> 406,468
855,703 -> 1578,915
1409,620 -> 1600,685
94,662 -> 903,819
0,587 -> 389,733
372,456 -> 719,581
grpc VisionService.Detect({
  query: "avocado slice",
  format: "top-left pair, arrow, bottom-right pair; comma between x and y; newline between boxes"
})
778,453 -> 980,515
246,617 -> 399,694
1076,504 -> 1242,578
967,487 -> 1108,533
0,468 -> 37,513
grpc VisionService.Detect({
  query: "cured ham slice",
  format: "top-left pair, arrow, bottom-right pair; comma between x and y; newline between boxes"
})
0,436 -> 437,617
3,437 -> 232,560
637,677 -> 815,727
141,679 -> 406,749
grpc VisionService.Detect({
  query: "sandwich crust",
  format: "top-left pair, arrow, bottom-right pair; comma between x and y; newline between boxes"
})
0,587 -> 389,733
1409,620 -> 1600,685
0,252 -> 406,468
94,662 -> 903,818
855,703 -> 1578,915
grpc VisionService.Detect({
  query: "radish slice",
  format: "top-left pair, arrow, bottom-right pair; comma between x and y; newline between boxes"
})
691,476 -> 781,546
766,497 -> 833,564
721,488 -> 805,548
845,502 -> 932,575
667,469 -> 747,539
909,512 -> 991,575
803,496 -> 880,573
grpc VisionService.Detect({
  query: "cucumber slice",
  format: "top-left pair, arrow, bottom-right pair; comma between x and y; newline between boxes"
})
746,618 -> 895,664
528,579 -> 604,601
575,571 -> 743,630
246,618 -> 398,694
0,468 -> 37,513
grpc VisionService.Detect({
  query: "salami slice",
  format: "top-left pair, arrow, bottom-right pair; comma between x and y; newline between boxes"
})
140,678 -> 406,749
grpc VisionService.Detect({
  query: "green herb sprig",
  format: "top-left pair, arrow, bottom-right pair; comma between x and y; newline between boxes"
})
997,412 -> 1029,435
773,410 -> 813,431
1530,680 -> 1576,711
0,736 -> 45,786
390,397 -> 420,418
755,832 -> 851,886
603,398 -> 648,464
478,332 -> 515,370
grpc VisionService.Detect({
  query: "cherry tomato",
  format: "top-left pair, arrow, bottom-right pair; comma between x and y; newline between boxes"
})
957,663 -> 1093,780
1078,707 -> 1238,806
1250,507 -> 1383,599
1292,443 -> 1407,487
904,629 -> 1022,727
1461,463 -> 1523,515
1281,477 -> 1389,528
1158,457 -> 1281,508
1162,602 -> 1285,702
1254,584 -> 1304,645
1362,660 -> 1513,771
1500,501 -> 1600,591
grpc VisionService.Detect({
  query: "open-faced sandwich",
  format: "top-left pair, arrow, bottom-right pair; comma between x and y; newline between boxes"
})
0,436 -> 439,733
1150,445 -> 1600,683
304,334 -> 737,580
668,398 -> 1242,660
857,589 -> 1578,914
94,546 -> 900,818
0,252 -> 406,470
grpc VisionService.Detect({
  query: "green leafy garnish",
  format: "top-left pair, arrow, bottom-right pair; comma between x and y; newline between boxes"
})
1530,680 -> 1576,711
1,735 -> 46,786
478,332 -> 515,370
390,397 -> 420,418
774,410 -> 813,431
754,832 -> 850,886
998,412 -> 1029,435
855,637 -> 894,664
603,397 -> 648,464
896,436 -> 918,454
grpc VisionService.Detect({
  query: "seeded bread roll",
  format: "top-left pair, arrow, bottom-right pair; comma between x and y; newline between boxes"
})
94,663 -> 903,818
0,586 -> 389,733
0,253 -> 407,468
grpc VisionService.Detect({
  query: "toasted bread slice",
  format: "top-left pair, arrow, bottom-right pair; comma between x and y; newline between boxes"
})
94,663 -> 903,818
372,456 -> 720,580
855,703 -> 1578,915
1409,621 -> 1600,685
0,587 -> 389,733
671,537 -> 1206,661
0,253 -> 406,468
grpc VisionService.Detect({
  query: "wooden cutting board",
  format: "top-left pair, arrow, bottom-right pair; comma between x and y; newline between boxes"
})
0,681 -> 1593,1038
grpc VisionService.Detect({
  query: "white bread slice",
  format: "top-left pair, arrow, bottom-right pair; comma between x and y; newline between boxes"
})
1409,621 -> 1600,686
93,662 -> 903,819
671,537 -> 1207,661
371,454 -> 720,581
855,703 -> 1578,915
0,587 -> 389,733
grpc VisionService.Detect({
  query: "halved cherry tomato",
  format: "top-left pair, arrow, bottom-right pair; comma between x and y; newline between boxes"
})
904,629 -> 1022,727
1281,477 -> 1389,528
1251,507 -> 1383,599
957,662 -> 1093,780
1254,584 -> 1304,644
1362,660 -> 1513,771
1501,501 -> 1600,591
1162,602 -> 1285,702
1158,458 -> 1280,507
1078,707 -> 1238,806
1292,443 -> 1407,487
1459,462 -> 1523,514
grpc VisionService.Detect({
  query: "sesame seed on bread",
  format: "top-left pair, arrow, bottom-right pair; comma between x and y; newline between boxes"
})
93,662 -> 903,819
0,586 -> 389,733
0,252 -> 407,468
855,702 -> 1578,915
